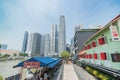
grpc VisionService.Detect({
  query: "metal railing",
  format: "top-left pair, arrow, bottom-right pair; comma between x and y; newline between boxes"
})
56,64 -> 64,80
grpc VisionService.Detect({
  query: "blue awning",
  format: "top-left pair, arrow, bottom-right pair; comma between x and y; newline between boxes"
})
48,59 -> 61,68
16,57 -> 60,67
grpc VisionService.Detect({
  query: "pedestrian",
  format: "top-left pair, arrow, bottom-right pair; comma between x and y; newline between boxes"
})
44,71 -> 48,80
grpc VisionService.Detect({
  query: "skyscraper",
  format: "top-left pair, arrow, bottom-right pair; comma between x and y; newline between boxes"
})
44,34 -> 50,57
70,37 -> 74,54
26,32 -> 33,55
50,24 -> 58,53
58,15 -> 66,54
31,33 -> 41,57
22,31 -> 28,53
40,35 -> 46,56
0,44 -> 8,50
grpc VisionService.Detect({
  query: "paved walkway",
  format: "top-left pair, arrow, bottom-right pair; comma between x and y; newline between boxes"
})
63,64 -> 79,80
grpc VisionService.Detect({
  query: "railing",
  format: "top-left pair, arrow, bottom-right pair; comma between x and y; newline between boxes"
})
56,64 -> 64,80
5,73 -> 21,80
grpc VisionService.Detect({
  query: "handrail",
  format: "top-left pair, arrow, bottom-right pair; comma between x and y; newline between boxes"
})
56,64 -> 64,80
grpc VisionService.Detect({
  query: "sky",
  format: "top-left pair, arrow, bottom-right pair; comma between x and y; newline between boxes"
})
0,0 -> 120,51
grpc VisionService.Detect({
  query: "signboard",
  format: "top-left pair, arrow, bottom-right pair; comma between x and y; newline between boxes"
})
24,61 -> 40,68
109,26 -> 120,41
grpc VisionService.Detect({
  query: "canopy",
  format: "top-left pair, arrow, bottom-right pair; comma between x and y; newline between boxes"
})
78,50 -> 86,55
48,59 -> 62,68
15,57 -> 61,68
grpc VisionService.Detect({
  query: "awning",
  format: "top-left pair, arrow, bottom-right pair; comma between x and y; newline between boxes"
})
15,57 -> 60,68
48,59 -> 62,68
78,50 -> 86,55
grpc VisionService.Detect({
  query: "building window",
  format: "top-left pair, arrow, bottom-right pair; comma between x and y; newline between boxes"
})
93,53 -> 97,59
98,37 -> 106,45
89,54 -> 92,59
92,41 -> 96,47
85,54 -> 89,59
84,46 -> 87,50
100,52 -> 107,60
111,53 -> 120,62
87,44 -> 91,49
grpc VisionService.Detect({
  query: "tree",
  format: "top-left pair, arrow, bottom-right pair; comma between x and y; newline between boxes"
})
19,53 -> 28,57
19,53 -> 23,56
13,53 -> 17,56
2,54 -> 10,58
60,51 -> 70,59
0,75 -> 3,80
0,44 -> 1,50
23,53 -> 28,57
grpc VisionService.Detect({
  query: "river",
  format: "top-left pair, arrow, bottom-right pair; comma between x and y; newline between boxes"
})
0,59 -> 24,79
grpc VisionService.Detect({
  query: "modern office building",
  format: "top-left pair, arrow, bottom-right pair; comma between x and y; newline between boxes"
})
31,33 -> 41,57
66,44 -> 70,53
26,32 -> 33,56
0,44 -> 8,50
58,15 -> 66,54
40,35 -> 46,56
22,31 -> 28,53
44,34 -> 50,57
50,24 -> 58,54
74,29 -> 100,55
70,38 -> 74,54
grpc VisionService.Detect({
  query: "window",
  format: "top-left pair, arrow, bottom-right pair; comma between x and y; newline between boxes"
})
87,44 -> 91,49
100,52 -> 107,60
111,54 -> 120,62
93,53 -> 97,59
92,42 -> 96,47
89,54 -> 92,59
85,54 -> 89,59
98,37 -> 105,45
84,46 -> 87,50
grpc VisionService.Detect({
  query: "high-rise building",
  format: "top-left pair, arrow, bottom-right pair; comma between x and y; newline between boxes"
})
74,29 -> 100,54
26,32 -> 33,55
0,44 -> 8,50
31,33 -> 41,57
22,31 -> 28,53
40,35 -> 46,56
50,24 -> 58,53
70,37 -> 74,54
58,15 -> 66,54
66,44 -> 70,53
44,34 -> 50,57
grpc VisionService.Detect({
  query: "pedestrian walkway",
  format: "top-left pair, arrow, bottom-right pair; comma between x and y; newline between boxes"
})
63,64 -> 79,80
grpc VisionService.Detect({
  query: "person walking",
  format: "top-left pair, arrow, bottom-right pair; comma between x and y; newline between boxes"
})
44,72 -> 48,80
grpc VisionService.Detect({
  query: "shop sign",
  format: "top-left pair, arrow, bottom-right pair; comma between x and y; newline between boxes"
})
24,61 -> 40,68
109,26 -> 120,41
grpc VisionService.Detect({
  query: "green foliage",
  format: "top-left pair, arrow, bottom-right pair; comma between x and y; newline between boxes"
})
19,53 -> 23,56
0,45 -> 1,50
0,54 -> 2,56
13,53 -> 17,56
19,53 -> 28,57
2,54 -> 10,58
0,75 -> 3,80
85,66 -> 114,80
60,51 -> 70,59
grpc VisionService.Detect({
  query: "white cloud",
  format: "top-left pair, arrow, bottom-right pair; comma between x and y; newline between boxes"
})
0,0 -> 120,50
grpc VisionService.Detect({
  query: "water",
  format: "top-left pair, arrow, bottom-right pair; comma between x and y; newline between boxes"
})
0,59 -> 24,79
